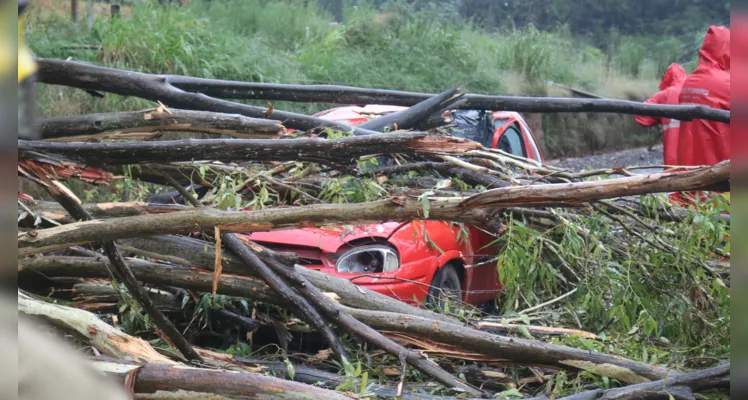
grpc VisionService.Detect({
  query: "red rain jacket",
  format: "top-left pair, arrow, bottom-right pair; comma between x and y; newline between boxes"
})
635,63 -> 687,165
677,26 -> 730,167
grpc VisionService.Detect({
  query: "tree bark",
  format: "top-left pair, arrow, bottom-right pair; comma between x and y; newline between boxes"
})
153,74 -> 730,123
92,358 -> 354,400
22,256 -> 681,385
357,87 -> 462,132
18,291 -> 177,364
19,132 -> 481,165
40,108 -> 286,141
28,201 -> 190,224
524,363 -> 729,400
18,161 -> 730,257
35,58 -> 384,136
342,307 -> 677,384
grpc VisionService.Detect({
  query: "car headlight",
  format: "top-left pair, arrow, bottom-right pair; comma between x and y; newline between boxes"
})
335,244 -> 399,274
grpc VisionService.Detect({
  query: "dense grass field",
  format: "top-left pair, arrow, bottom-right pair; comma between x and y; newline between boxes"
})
27,0 -> 669,158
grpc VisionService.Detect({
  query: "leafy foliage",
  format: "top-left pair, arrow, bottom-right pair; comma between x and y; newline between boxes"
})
494,194 -> 730,366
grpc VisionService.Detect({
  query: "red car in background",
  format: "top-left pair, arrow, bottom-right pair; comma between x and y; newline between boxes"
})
244,105 -> 544,308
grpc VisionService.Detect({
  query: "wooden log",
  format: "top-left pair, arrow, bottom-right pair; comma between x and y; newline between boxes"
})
40,108 -> 286,141
18,161 -> 730,257
524,363 -> 729,400
35,58 -> 383,136
28,201 -> 190,224
91,358 -> 354,400
21,256 -> 682,384
357,87 -> 462,132
18,291 -> 177,364
155,75 -> 729,123
19,131 -> 481,165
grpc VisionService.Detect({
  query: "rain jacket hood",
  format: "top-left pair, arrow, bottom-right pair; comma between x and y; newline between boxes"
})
659,64 -> 686,91
698,26 -> 730,71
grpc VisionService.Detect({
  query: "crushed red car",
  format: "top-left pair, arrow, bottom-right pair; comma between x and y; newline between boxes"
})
245,106 -> 544,308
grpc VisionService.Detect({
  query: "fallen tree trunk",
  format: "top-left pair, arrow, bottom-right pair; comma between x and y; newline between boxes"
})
92,357 -> 354,399
156,74 -> 730,123
524,363 -> 729,400
28,201 -> 190,223
17,161 -> 730,256
40,108 -> 286,141
19,132 -> 481,165
18,291 -> 177,364
20,256 -> 679,384
36,58 -> 383,137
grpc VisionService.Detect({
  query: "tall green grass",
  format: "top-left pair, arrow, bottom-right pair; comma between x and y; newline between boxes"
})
27,0 -> 667,157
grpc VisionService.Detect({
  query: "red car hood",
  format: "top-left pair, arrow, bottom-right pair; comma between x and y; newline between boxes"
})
244,222 -> 405,254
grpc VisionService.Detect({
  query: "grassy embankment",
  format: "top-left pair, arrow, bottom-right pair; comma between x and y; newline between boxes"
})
27,0 -> 666,158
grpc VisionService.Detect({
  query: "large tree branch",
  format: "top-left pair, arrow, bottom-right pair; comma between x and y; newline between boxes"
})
17,162 -> 729,256
160,73 -> 730,123
21,256 -> 680,384
93,358 -> 354,400
40,108 -> 286,141
35,58 -> 382,136
18,132 -> 481,165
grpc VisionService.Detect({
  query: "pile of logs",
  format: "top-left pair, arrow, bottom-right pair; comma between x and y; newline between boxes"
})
17,58 -> 730,399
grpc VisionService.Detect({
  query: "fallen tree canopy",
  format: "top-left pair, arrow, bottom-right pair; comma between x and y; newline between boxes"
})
16,256 -> 679,384
19,56 -> 730,400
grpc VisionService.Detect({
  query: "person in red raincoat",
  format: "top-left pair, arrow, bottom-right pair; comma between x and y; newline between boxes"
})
634,63 -> 687,166
672,26 -> 730,206
678,26 -> 730,167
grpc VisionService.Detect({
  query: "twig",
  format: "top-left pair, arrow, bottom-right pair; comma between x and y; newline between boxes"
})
519,288 -> 578,314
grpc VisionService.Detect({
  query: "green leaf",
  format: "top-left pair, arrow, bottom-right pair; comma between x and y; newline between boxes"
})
284,358 -> 296,381
519,314 -> 531,325
359,371 -> 368,397
419,191 -> 434,219
517,325 -> 534,340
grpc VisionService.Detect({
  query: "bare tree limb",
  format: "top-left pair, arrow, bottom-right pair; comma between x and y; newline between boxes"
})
524,363 -> 728,400
40,108 -> 286,141
158,73 -> 730,123
18,162 -> 729,256
92,358 -> 355,400
357,87 -> 462,132
19,132 -> 481,165
35,58 -> 383,136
